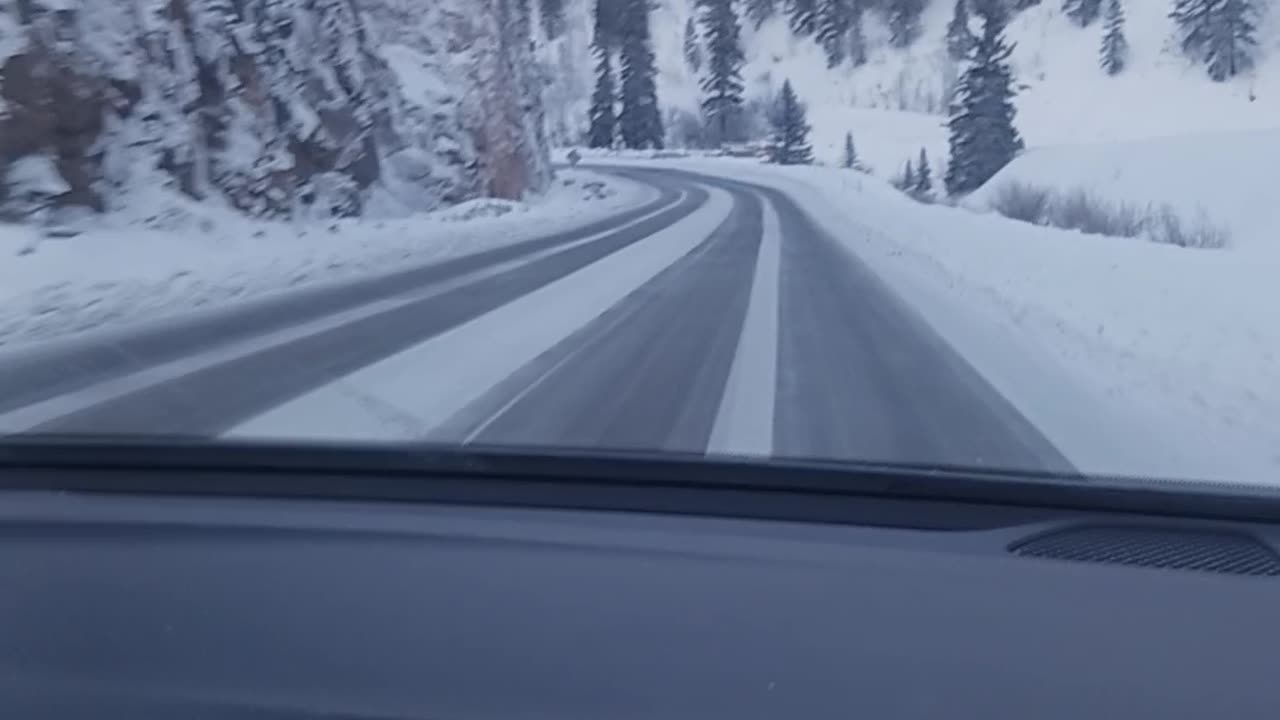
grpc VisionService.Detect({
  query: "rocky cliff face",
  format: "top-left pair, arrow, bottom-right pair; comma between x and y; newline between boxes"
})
0,0 -> 550,222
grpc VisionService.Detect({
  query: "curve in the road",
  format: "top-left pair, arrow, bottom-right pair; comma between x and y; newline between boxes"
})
1,160 -> 1074,477
446,165 -> 1074,475
0,174 -> 684,418
0,173 -> 709,435
438,178 -> 765,454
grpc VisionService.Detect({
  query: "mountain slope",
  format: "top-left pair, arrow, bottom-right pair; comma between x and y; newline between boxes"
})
545,0 -> 1279,174
0,0 -> 550,222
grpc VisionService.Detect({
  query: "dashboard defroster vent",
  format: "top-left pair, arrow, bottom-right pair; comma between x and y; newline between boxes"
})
1010,526 -> 1280,577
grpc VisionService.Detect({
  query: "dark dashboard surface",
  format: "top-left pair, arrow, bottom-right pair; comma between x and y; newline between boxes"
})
2,480 -> 1280,719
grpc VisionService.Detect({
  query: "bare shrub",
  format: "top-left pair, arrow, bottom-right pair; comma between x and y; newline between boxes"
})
989,182 -> 1052,224
988,183 -> 1230,249
1148,204 -> 1231,249
1048,189 -> 1144,237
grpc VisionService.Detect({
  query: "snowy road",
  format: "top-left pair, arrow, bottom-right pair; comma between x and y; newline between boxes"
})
0,167 -> 1072,474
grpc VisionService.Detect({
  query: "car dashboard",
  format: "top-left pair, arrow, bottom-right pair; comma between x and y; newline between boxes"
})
2,467 -> 1280,720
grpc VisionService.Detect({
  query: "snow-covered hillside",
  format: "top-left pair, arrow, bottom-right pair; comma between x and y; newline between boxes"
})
968,128 -> 1280,251
0,0 -> 550,223
547,0 -> 1279,174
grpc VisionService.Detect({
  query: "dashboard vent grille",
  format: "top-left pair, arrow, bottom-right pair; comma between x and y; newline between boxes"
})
1010,526 -> 1280,577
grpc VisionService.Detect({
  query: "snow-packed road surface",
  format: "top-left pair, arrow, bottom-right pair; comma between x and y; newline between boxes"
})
0,167 -> 1072,474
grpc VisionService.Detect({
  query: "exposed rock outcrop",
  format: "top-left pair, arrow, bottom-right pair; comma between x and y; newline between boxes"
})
0,0 -> 550,222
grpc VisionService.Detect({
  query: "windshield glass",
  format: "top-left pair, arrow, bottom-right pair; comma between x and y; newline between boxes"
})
0,0 -> 1275,488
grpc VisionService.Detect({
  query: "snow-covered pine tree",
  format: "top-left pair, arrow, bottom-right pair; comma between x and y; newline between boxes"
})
788,0 -> 819,36
914,148 -> 933,195
1099,0 -> 1128,75
1170,0 -> 1259,81
842,131 -> 859,169
767,80 -> 814,165
618,0 -> 664,149
540,0 -> 566,38
945,0 -> 1024,195
887,0 -> 926,48
747,0 -> 779,28
699,0 -> 746,144
1062,0 -> 1102,26
588,45 -> 618,148
898,159 -> 916,191
849,0 -> 868,66
1011,0 -> 1042,8
684,17 -> 703,72
817,0 -> 853,67
594,0 -> 621,49
946,0 -> 977,60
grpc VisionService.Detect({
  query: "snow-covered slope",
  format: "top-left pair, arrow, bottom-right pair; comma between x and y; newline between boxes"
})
551,0 -> 1279,173
968,128 -> 1280,252
0,0 -> 550,222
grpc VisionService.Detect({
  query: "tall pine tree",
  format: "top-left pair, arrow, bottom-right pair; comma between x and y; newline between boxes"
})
1062,0 -> 1102,27
849,0 -> 868,66
1170,0 -> 1258,81
746,0 -> 779,28
684,17 -> 703,72
699,0 -> 746,144
843,131 -> 860,169
588,45 -> 618,148
540,0 -> 566,39
817,0 -> 853,67
946,0 -> 977,60
594,0 -> 621,49
1099,0 -> 1128,75
788,0 -> 819,36
768,80 -> 814,165
945,0 -> 1024,195
898,159 -> 916,191
887,0 -> 926,48
914,148 -> 933,195
618,0 -> 664,149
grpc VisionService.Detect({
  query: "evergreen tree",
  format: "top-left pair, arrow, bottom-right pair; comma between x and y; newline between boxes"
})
747,0 -> 779,28
594,0 -> 621,49
1062,0 -> 1102,26
817,0 -> 853,67
914,147 -> 933,195
899,159 -> 916,191
788,0 -> 819,36
699,0 -> 746,144
684,17 -> 703,72
1011,0 -> 1041,8
1170,0 -> 1258,81
767,80 -> 814,165
887,0 -> 926,47
945,0 -> 1025,195
540,0 -> 566,39
588,45 -> 618,148
842,131 -> 860,169
1099,0 -> 1128,75
946,0 -> 977,60
618,0 -> 665,149
849,0 -> 868,66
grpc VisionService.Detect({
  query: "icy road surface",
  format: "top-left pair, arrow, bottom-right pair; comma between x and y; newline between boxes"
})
0,167 -> 1072,474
